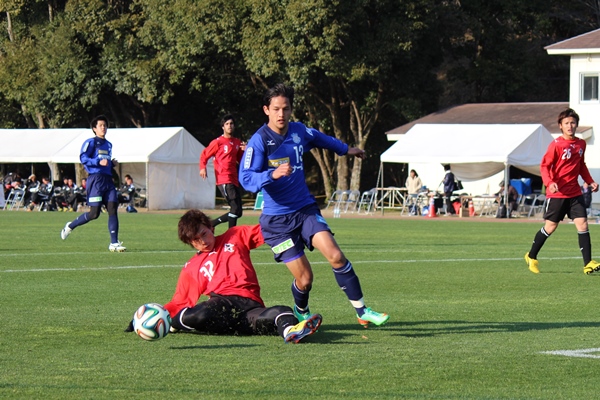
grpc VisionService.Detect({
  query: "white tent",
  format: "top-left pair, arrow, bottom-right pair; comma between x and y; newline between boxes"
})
380,124 -> 554,180
1,127 -> 215,210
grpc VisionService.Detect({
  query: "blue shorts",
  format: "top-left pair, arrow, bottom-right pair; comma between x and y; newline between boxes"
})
259,203 -> 331,263
86,174 -> 118,206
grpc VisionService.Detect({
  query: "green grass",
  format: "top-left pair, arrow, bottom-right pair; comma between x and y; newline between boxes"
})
2,211 -> 600,399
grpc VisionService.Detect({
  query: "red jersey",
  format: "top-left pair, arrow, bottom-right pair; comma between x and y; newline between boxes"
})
540,136 -> 593,199
199,135 -> 244,186
163,224 -> 265,317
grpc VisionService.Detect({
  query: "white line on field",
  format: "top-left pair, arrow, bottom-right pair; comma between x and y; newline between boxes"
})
1,256 -> 585,273
541,348 -> 600,359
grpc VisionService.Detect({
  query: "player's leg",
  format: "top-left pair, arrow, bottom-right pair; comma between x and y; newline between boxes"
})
247,305 -> 322,343
284,255 -> 314,320
306,210 -> 389,327
60,204 -> 101,240
525,198 -> 563,273
571,197 -> 600,274
225,184 -> 243,228
172,296 -> 249,335
212,184 -> 232,227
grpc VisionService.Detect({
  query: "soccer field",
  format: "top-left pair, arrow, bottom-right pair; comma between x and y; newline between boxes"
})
1,211 -> 600,399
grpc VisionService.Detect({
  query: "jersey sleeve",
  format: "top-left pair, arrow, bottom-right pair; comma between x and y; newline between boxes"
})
199,139 -> 219,170
579,141 -> 594,184
239,134 -> 274,193
163,261 -> 206,317
305,127 -> 348,155
236,224 -> 265,250
540,141 -> 558,187
79,138 -> 98,168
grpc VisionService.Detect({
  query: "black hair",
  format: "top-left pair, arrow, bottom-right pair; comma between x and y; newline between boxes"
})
410,169 -> 418,177
557,108 -> 579,125
443,164 -> 451,171
263,83 -> 295,108
220,114 -> 235,127
90,115 -> 109,130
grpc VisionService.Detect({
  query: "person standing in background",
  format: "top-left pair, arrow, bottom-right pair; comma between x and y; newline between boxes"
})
199,114 -> 245,228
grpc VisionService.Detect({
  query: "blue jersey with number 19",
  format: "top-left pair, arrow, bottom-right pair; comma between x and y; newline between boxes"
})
240,122 -> 348,215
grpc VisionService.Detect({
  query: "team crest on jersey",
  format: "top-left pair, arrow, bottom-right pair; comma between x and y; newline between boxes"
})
224,243 -> 234,253
268,158 -> 290,167
291,133 -> 301,144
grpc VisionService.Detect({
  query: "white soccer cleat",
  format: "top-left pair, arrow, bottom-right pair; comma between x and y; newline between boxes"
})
109,241 -> 126,252
60,223 -> 72,240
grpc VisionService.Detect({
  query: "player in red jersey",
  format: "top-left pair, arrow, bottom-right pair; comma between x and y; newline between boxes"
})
199,114 -> 245,228
127,209 -> 321,343
525,108 -> 600,274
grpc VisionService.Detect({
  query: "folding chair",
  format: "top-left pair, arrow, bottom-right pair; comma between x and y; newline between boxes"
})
357,188 -> 377,214
528,194 -> 546,218
3,188 -> 26,210
342,190 -> 361,213
325,190 -> 345,210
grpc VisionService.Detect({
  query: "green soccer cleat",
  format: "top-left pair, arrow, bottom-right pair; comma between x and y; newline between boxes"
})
357,308 -> 389,328
284,313 -> 322,344
293,305 -> 312,322
524,252 -> 539,274
584,260 -> 600,275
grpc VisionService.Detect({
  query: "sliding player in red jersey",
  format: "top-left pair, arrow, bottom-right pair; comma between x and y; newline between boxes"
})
199,115 -> 245,228
525,108 -> 600,274
127,209 -> 321,343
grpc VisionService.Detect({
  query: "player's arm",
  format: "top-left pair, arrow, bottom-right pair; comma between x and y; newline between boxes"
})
579,152 -> 598,192
540,142 -> 558,193
307,127 -> 349,156
239,135 -> 274,193
79,139 -> 100,167
199,140 -> 219,179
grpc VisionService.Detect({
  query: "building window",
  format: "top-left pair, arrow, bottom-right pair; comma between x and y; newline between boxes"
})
582,74 -> 599,102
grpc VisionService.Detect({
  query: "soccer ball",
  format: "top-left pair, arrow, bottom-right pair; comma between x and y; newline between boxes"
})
132,303 -> 172,341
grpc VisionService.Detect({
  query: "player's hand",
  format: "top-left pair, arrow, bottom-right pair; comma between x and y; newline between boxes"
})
548,182 -> 558,193
99,159 -> 109,167
590,182 -> 599,192
112,159 -> 119,168
347,147 -> 365,160
199,169 -> 207,179
240,142 -> 247,151
272,162 -> 292,179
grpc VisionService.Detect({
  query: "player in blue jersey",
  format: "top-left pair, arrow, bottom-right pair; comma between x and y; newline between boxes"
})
240,83 -> 389,328
60,115 -> 126,252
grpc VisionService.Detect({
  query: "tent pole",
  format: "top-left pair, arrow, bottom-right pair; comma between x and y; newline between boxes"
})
504,163 -> 509,217
377,162 -> 384,216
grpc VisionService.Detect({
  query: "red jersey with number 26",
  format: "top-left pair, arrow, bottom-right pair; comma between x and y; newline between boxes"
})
199,135 -> 244,186
540,136 -> 593,199
163,224 -> 265,317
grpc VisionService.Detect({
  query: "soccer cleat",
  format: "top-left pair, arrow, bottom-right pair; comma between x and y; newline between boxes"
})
109,241 -> 126,252
357,308 -> 389,328
60,222 -> 72,240
284,313 -> 322,344
583,260 -> 600,275
293,305 -> 312,322
524,252 -> 539,274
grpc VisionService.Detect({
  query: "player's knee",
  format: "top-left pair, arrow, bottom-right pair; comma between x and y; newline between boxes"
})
259,305 -> 293,320
106,202 -> 118,216
88,206 -> 101,220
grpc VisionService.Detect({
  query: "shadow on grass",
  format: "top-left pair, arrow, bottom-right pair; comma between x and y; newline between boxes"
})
170,344 -> 262,350
375,320 -> 600,338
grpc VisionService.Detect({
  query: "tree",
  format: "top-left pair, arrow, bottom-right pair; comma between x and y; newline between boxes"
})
238,0 -> 443,196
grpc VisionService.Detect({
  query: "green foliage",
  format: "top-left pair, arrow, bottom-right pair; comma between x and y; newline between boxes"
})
3,212 -> 600,398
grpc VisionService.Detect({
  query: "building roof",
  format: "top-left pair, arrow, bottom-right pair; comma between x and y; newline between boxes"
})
545,28 -> 600,55
385,102 -> 592,138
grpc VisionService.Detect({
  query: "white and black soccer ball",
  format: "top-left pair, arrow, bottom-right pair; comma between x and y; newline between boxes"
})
132,303 -> 172,341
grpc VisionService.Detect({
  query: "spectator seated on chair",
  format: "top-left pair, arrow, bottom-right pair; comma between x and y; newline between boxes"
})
23,174 -> 39,207
28,177 -> 53,211
118,174 -> 137,213
495,180 -> 519,217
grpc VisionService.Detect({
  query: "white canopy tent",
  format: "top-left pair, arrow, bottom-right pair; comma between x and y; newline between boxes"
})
379,124 -> 554,201
1,127 -> 214,210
